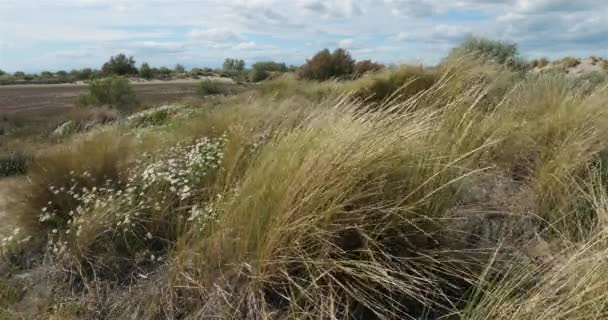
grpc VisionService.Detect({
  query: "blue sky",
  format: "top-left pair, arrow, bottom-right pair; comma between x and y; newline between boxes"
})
1,0 -> 607,73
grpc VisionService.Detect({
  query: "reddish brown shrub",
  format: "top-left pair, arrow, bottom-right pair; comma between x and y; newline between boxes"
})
353,60 -> 385,78
297,48 -> 355,81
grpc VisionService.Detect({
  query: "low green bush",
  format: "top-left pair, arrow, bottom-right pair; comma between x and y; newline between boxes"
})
0,151 -> 29,177
530,58 -> 550,69
78,76 -> 138,112
249,61 -> 288,82
197,80 -> 225,96
449,36 -> 526,70
356,66 -> 437,102
560,57 -> 581,68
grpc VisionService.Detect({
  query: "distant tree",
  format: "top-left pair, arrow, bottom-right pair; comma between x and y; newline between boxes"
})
155,66 -> 172,80
53,71 -> 69,82
297,48 -> 355,81
249,61 -> 288,82
0,69 -> 5,76
190,67 -> 203,76
89,69 -> 103,80
78,68 -> 94,80
174,64 -> 186,74
41,71 -> 53,78
102,53 -> 138,76
223,58 -> 245,73
139,63 -> 153,79
13,71 -> 25,78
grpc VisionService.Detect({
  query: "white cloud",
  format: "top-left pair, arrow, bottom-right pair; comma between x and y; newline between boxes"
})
385,0 -> 435,17
188,28 -> 243,43
338,39 -> 354,49
1,0 -> 607,72
234,41 -> 258,50
394,25 -> 471,43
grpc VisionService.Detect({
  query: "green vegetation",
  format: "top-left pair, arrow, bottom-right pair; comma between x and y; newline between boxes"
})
249,61 -> 288,82
530,57 -> 550,69
139,62 -> 153,79
0,151 -> 28,177
223,58 -> 245,74
101,53 -> 138,76
2,38 -> 608,319
78,76 -> 138,112
197,79 -> 225,96
352,65 -> 437,102
449,36 -> 526,69
560,56 -> 581,68
174,64 -> 186,74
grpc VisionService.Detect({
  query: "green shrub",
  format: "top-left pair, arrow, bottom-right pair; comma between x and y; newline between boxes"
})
139,63 -> 153,79
0,69 -> 5,76
155,67 -> 172,80
560,57 -> 581,68
297,48 -> 355,81
78,76 -> 138,112
449,36 -> 525,69
356,66 -> 437,102
70,68 -> 94,81
197,80 -> 225,96
249,61 -> 288,82
101,53 -> 138,76
0,279 -> 22,308
174,64 -> 186,74
0,151 -> 29,177
530,58 -> 550,69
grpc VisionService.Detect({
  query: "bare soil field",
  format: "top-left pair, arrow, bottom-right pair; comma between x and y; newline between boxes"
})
0,81 -> 202,120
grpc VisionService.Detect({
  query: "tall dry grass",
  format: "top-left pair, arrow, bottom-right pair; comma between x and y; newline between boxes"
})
2,57 -> 608,319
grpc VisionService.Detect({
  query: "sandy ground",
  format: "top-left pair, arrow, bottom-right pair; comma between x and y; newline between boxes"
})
532,58 -> 607,77
3,76 -> 234,89
0,177 -> 19,238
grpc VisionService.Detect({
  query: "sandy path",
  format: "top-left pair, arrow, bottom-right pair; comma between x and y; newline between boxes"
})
0,178 -> 19,237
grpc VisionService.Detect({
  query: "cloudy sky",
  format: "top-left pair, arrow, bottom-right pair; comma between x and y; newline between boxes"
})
1,0 -> 607,72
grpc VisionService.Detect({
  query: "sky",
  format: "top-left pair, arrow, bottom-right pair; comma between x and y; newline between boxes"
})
1,0 -> 607,73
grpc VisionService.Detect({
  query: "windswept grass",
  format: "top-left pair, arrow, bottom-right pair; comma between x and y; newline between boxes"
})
3,57 -> 608,319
